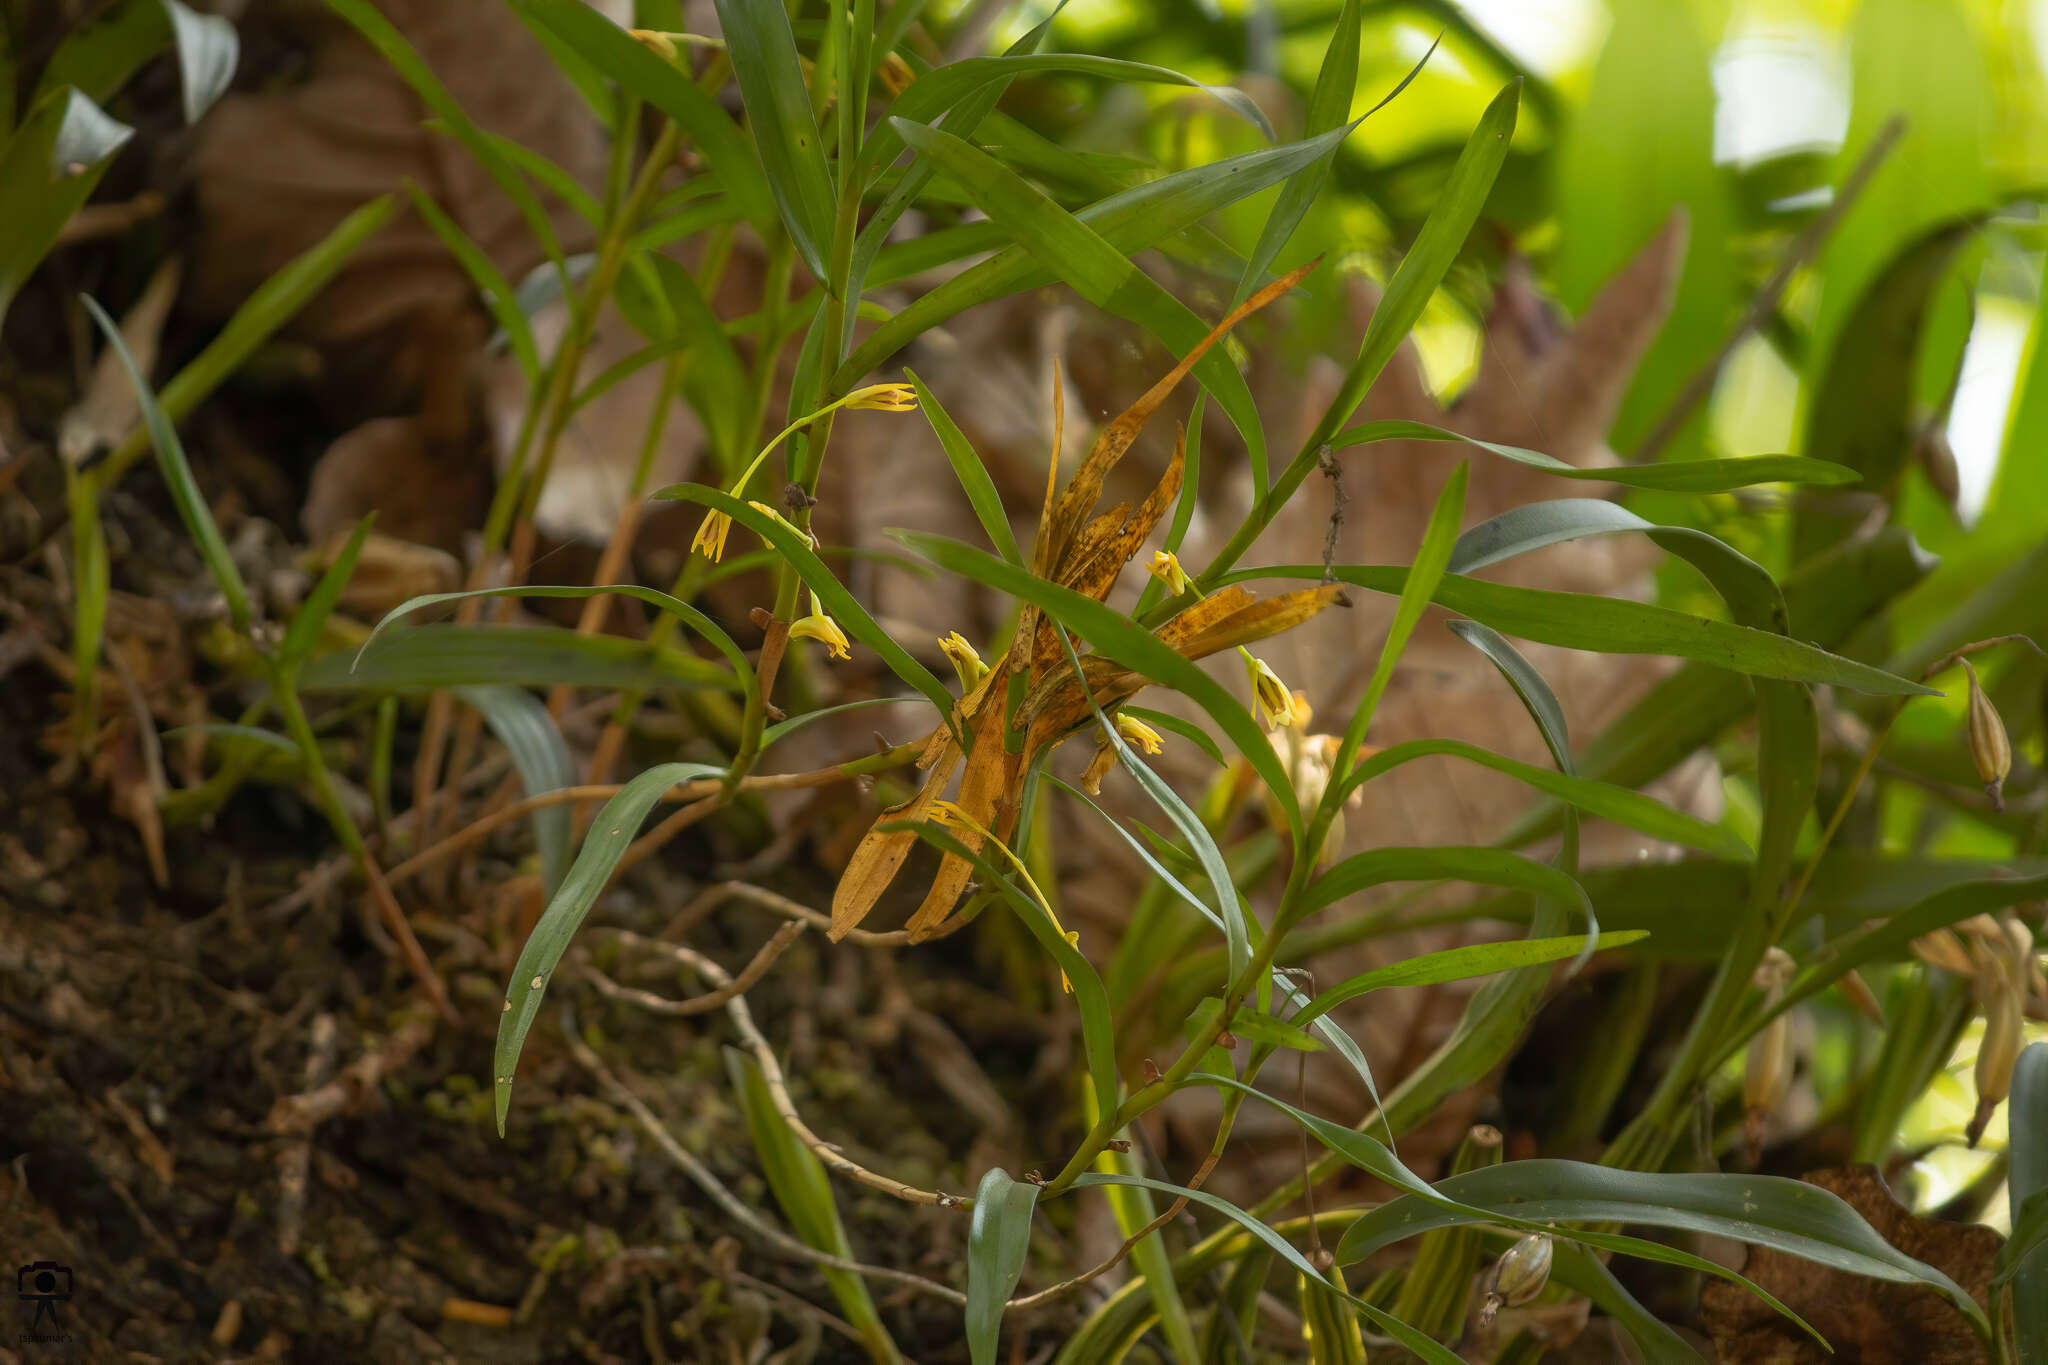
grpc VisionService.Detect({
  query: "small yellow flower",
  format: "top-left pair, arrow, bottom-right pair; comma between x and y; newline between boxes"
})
927,799 -> 1078,992
939,632 -> 987,691
1243,652 -> 1299,730
1115,713 -> 1164,755
1148,549 -> 1193,596
845,382 -> 917,413
788,590 -> 850,660
691,509 -> 733,563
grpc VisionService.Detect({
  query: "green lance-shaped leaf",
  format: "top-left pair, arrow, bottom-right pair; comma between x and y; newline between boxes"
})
280,515 -> 374,671
1329,420 -> 1856,493
711,0 -> 835,279
906,370 -> 1023,567
887,115 -> 1269,482
452,686 -> 576,895
966,1168 -> 1040,1365
2006,1043 -> 2048,1354
308,622 -> 733,694
494,762 -> 725,1134
1332,1159 -> 1985,1334
81,295 -> 254,631
726,1049 -> 901,1364
1216,564 -> 1932,697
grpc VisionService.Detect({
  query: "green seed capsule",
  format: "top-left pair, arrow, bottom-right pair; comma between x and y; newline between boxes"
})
1963,660 -> 2011,812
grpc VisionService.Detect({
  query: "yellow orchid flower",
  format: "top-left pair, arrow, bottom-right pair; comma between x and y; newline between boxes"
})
692,384 -> 919,562
1148,549 -> 1193,596
938,631 -> 987,691
1115,713 -> 1164,755
1081,712 -> 1167,795
927,799 -> 1079,992
787,590 -> 851,661
1241,651 -> 1299,730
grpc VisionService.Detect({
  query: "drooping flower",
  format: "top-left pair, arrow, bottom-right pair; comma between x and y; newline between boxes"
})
1147,549 -> 1193,596
1081,712 -> 1168,795
689,508 -> 732,563
787,590 -> 850,660
1242,652 -> 1299,730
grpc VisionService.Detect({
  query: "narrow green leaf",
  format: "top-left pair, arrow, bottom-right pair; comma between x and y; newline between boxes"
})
362,583 -> 753,697
760,696 -> 911,749
1290,931 -> 1648,1031
82,294 -> 254,632
281,515 -> 374,671
515,0 -> 776,241
906,369 -> 1021,565
453,685 -> 575,895
1190,997 -> 1321,1052
713,0 -> 835,278
405,182 -> 540,382
1551,1242 -> 1711,1365
727,1048 -> 902,1364
494,762 -> 726,1133
323,0 -> 567,275
1797,221 -> 1976,561
1302,83 -> 1518,457
1295,846 -> 1592,931
887,115 -> 1267,481
1219,564 -> 1934,697
98,195 -> 402,484
32,0 -> 166,107
0,88 -> 133,326
967,1168 -> 1040,1365
1336,462 -> 1466,781
1333,1159 -> 1984,1332
2007,1043 -> 2048,1354
308,622 -> 731,693
1446,620 -> 1570,771
902,820 -> 1120,1116
1342,737 -> 1746,858
1070,1173 -> 1466,1365
1331,421 -> 1858,492
64,467 -> 111,744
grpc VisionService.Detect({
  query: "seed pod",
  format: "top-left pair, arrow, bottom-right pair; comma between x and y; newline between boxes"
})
1970,986 -> 2023,1148
1962,659 -> 2012,812
1480,1234 -> 1552,1328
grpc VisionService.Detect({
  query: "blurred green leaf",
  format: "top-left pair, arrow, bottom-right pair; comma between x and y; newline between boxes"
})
405,182 -> 539,382
1555,0 -> 1729,459
712,0 -> 835,278
1551,1242 -> 1711,1365
1294,845 -> 1591,933
324,0 -> 568,275
281,515 -> 373,672
1333,1159 -> 1984,1333
888,115 -> 1268,480
0,88 -> 132,326
99,194 -> 401,485
494,761 -> 725,1134
308,623 -> 731,693
2006,1044 -> 2048,1353
1223,564 -> 1932,697
1332,421 -> 1856,493
1072,1172 -> 1464,1365
966,1168 -> 1039,1365
1289,931 -> 1649,1033
1796,222 -> 1976,562
453,685 -> 575,895
82,294 -> 254,632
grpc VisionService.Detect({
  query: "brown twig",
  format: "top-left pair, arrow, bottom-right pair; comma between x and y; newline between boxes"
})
1627,116 -> 1909,465
268,1013 -> 433,1136
564,1024 -> 970,1306
591,922 -> 805,1016
658,934 -> 964,1208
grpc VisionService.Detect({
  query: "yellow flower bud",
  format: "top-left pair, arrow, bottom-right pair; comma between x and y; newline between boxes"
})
938,631 -> 987,691
1243,653 -> 1299,730
845,382 -> 917,413
628,28 -> 679,60
1148,549 -> 1192,596
1962,659 -> 2011,811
